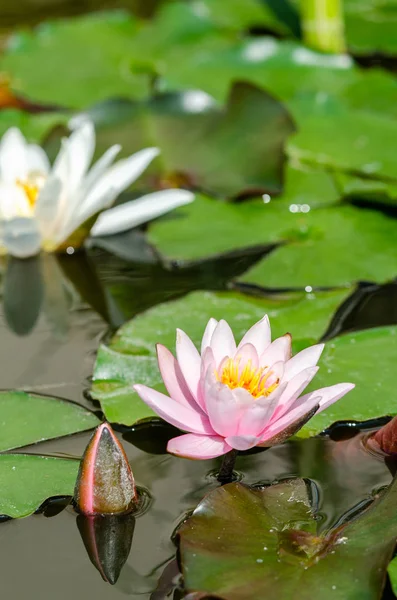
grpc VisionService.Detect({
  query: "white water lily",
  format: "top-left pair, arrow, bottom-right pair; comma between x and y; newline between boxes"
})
0,122 -> 194,258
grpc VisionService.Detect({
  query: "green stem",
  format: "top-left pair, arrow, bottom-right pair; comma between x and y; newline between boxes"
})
301,0 -> 346,54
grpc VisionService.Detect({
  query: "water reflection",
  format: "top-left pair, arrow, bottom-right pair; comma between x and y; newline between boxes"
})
2,252 -> 107,338
77,513 -> 136,584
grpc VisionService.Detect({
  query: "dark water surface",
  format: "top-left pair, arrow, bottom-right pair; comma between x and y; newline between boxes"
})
0,243 -> 396,599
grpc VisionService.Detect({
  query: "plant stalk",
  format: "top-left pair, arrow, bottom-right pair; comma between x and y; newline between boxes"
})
217,449 -> 239,484
301,0 -> 346,54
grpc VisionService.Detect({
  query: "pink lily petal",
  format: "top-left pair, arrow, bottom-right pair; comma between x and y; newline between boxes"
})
167,433 -> 232,459
225,435 -> 260,451
265,360 -> 285,389
259,333 -> 292,368
297,382 -> 355,414
204,372 -> 253,437
237,382 -> 287,436
234,343 -> 259,375
260,394 -> 322,443
210,319 -> 237,367
133,384 -> 214,435
201,318 -> 218,354
284,344 -> 324,381
197,347 -> 216,411
157,344 -> 202,412
237,315 -> 271,355
176,328 -> 201,400
269,366 -> 319,422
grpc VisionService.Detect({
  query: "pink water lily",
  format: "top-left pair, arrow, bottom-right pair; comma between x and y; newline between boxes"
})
134,316 -> 355,459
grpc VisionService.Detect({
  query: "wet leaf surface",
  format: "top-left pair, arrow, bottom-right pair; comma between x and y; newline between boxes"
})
299,327 -> 397,437
0,454 -> 78,518
148,195 -> 397,287
2,12 -> 149,108
0,391 -> 99,451
179,472 -> 397,599
91,288 -> 352,425
76,82 -> 295,198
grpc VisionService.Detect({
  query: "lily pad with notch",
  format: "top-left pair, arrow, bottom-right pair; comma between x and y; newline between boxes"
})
77,81 -> 296,198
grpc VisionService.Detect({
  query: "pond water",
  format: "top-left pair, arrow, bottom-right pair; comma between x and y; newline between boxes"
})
0,241 -> 396,599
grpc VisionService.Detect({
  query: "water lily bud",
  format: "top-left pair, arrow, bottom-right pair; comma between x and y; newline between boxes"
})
74,422 -> 137,515
77,513 -> 135,584
368,417 -> 397,456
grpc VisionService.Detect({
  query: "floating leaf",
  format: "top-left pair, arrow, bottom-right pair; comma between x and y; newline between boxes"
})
148,195 -> 397,287
299,326 -> 397,437
0,391 -> 100,451
388,556 -> 397,597
179,476 -> 397,599
0,454 -> 78,518
0,108 -> 67,142
80,81 -> 295,198
2,12 -> 149,108
288,103 -> 397,182
91,288 -> 352,425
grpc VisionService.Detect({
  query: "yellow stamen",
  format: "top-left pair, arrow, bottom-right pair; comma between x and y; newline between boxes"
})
16,178 -> 40,207
216,357 -> 279,399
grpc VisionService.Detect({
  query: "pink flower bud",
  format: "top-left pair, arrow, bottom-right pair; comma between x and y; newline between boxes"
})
74,422 -> 137,515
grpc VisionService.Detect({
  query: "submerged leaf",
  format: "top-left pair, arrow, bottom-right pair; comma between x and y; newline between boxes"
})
179,475 -> 397,599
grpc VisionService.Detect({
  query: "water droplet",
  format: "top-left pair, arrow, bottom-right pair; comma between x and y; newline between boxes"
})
256,558 -> 263,563
66,246 -> 75,255
289,204 -> 299,213
305,286 -> 313,293
262,194 -> 271,204
332,586 -> 337,590
301,204 -> 310,213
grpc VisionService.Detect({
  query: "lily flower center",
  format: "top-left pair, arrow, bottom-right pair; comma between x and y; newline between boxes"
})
16,172 -> 46,208
217,357 -> 279,399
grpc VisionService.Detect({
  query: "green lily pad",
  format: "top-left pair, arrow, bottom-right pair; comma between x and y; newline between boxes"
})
299,326 -> 397,437
179,476 -> 397,599
288,103 -> 397,182
388,556 -> 397,596
91,288 -> 352,425
0,454 -> 79,518
80,81 -> 295,198
2,12 -> 149,108
0,109 -> 67,142
0,391 -> 100,451
148,194 -> 397,288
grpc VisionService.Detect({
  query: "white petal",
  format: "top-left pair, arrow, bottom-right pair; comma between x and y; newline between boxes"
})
81,147 -> 160,219
53,121 -> 95,193
80,144 -> 121,198
26,145 -> 50,175
0,128 -> 29,183
0,217 -> 41,258
0,182 -> 32,219
34,177 -> 62,237
90,189 -> 195,237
